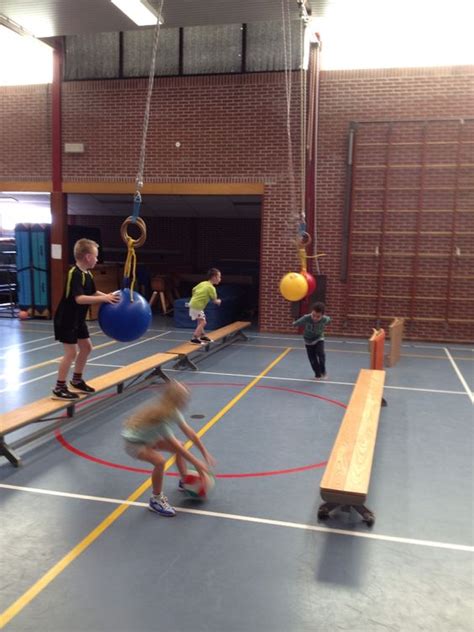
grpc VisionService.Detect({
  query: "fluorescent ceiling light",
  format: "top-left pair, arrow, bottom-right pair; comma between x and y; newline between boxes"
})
111,0 -> 159,26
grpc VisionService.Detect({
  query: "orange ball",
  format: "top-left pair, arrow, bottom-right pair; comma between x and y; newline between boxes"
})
18,310 -> 29,320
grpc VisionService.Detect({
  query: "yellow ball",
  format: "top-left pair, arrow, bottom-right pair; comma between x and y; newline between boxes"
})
279,272 -> 308,302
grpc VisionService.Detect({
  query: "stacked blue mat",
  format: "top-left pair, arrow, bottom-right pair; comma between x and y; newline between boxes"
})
15,223 -> 51,316
173,284 -> 245,329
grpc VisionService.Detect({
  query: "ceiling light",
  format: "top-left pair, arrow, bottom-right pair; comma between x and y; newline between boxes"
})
111,0 -> 161,26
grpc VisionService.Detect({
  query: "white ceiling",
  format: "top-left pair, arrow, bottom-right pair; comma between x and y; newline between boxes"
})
0,0 -> 328,37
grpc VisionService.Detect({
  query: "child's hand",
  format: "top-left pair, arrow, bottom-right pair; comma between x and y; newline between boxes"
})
204,452 -> 217,468
196,462 -> 210,479
215,299 -> 222,306
104,293 -> 120,304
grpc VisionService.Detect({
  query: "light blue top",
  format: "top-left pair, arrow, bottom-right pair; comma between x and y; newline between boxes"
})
121,408 -> 186,445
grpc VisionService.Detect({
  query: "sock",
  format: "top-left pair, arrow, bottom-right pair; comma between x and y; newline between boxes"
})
72,373 -> 82,383
55,380 -> 66,390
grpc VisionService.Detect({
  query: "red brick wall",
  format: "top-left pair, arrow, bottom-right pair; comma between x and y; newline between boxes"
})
0,84 -> 51,179
1,66 -> 473,341
316,65 -> 474,342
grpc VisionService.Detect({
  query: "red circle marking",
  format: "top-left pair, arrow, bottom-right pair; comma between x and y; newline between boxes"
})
55,382 -> 346,478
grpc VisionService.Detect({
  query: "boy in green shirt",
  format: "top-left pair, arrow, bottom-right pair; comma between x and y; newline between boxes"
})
188,268 -> 222,344
292,302 -> 331,379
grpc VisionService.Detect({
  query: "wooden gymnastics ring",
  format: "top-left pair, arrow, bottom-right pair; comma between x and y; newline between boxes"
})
120,216 -> 147,248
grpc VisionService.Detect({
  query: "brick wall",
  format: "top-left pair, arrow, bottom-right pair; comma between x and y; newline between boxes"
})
1,66 -> 473,341
316,65 -> 474,342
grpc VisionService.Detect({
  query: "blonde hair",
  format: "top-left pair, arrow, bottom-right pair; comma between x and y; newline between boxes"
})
125,381 -> 190,429
73,238 -> 99,261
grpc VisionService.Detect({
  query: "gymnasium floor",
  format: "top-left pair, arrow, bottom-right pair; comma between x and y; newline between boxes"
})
0,316 -> 473,632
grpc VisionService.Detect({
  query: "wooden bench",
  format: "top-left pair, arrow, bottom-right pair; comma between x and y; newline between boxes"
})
318,368 -> 386,526
0,352 -> 178,467
166,321 -> 251,370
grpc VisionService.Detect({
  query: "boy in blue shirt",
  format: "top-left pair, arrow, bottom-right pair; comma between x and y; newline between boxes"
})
292,302 -> 331,380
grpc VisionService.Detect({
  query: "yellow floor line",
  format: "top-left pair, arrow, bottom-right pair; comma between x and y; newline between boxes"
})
0,347 -> 291,629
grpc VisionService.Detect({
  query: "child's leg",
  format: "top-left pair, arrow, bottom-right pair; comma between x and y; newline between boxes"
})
305,344 -> 320,377
131,445 -> 166,494
57,344 -> 77,381
74,337 -> 93,375
315,340 -> 326,376
193,316 -> 206,339
156,437 -> 209,478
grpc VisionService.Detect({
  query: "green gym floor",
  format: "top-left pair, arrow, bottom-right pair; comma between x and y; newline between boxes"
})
0,316 -> 473,631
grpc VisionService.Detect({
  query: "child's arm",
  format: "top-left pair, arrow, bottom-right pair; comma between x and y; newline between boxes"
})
292,315 -> 308,327
167,434 -> 211,477
323,315 -> 331,325
213,298 -> 222,306
75,293 -> 119,305
179,420 -> 216,467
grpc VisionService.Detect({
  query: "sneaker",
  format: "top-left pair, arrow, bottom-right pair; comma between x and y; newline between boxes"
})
200,335 -> 212,342
321,374 -> 328,380
314,375 -> 321,381
70,379 -> 95,393
190,337 -> 204,345
178,479 -> 186,492
148,494 -> 176,517
51,387 -> 80,401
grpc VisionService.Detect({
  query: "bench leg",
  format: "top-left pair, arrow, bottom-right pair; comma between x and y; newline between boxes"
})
172,356 -> 198,371
317,502 -> 339,520
0,438 -> 21,467
66,404 -> 77,418
317,502 -> 375,527
149,366 -> 170,382
353,504 -> 375,526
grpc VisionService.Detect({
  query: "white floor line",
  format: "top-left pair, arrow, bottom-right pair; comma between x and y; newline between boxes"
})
443,347 -> 474,404
89,331 -> 172,362
0,334 -> 54,354
167,368 -> 466,396
0,369 -> 59,394
0,330 -> 103,359
0,332 -> 172,394
0,483 -> 472,553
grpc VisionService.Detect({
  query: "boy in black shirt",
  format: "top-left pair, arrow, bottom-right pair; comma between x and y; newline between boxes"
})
52,239 -> 119,400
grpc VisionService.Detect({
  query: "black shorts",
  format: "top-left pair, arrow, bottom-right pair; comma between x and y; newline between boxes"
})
54,322 -> 90,344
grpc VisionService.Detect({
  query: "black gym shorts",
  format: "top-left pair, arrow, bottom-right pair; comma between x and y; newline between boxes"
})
54,322 -> 90,344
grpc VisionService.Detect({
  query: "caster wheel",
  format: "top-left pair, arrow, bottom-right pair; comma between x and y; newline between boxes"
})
364,515 -> 375,527
317,509 -> 329,520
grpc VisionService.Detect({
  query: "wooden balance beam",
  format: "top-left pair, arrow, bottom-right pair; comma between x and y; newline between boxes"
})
0,352 -> 177,467
166,321 -> 251,370
318,368 -> 386,526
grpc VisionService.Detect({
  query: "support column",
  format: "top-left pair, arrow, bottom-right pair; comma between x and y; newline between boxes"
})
50,39 -> 67,314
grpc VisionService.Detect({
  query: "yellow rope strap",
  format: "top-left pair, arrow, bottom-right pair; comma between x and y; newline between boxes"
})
120,216 -> 147,302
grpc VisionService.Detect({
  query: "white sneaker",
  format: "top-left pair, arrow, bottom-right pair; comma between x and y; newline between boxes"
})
148,494 -> 176,517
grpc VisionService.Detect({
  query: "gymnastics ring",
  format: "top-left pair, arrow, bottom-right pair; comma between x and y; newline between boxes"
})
297,231 -> 312,247
120,216 -> 147,248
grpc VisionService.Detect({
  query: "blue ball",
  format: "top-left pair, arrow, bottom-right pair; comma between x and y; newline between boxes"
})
98,288 -> 152,342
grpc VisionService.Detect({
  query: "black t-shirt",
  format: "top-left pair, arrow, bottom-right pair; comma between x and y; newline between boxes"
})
54,266 -> 96,331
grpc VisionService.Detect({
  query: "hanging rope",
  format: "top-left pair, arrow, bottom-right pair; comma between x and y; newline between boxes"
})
281,1 -> 309,243
134,0 -> 165,205
120,0 -> 164,300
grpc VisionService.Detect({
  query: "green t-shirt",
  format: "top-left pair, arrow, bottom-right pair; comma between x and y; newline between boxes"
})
189,280 -> 217,310
292,314 -> 331,344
